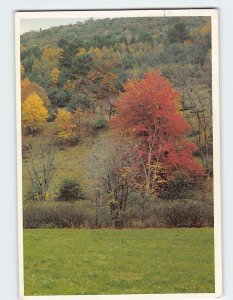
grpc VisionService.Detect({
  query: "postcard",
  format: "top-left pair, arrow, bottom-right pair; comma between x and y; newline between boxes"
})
15,9 -> 221,299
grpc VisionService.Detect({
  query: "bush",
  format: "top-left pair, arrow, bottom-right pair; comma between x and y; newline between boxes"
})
92,112 -> 108,130
23,201 -> 95,228
55,133 -> 80,149
122,192 -> 144,227
143,199 -> 214,228
47,109 -> 57,122
67,134 -> 80,146
121,196 -> 213,228
56,179 -> 85,202
159,176 -> 203,200
23,199 -> 214,229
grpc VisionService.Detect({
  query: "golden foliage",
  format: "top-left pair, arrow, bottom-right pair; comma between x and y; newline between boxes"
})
55,109 -> 76,141
22,93 -> 48,134
42,47 -> 62,61
87,47 -> 101,58
21,79 -> 50,107
77,48 -> 87,56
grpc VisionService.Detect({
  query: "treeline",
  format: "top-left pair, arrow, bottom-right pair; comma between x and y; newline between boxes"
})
21,17 -> 207,48
21,17 -> 211,110
24,199 -> 214,229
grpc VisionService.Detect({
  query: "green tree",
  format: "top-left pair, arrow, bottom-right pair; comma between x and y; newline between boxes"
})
167,22 -> 190,43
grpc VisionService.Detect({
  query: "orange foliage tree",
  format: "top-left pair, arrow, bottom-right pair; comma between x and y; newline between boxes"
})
110,71 -> 204,195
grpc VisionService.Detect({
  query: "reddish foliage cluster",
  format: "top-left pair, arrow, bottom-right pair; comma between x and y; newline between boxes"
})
110,71 -> 204,182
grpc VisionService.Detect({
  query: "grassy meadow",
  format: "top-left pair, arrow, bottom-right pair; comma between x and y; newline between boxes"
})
24,228 -> 215,295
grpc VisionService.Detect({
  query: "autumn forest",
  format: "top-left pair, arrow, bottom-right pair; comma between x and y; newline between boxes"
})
20,16 -> 214,229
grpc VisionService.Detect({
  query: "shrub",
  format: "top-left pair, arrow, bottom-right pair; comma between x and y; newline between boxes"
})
56,179 -> 85,202
54,133 -> 80,149
23,199 -> 214,229
23,201 -> 95,228
47,112 -> 57,122
92,112 -> 108,130
159,176 -> 203,200
122,192 -> 144,227
122,197 -> 213,228
95,197 -> 113,228
143,199 -> 214,228
67,134 -> 80,146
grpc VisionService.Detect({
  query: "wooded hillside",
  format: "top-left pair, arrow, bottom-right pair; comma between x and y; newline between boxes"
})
21,16 -> 213,229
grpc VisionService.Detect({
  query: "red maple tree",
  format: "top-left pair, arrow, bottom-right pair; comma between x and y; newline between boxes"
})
110,71 -> 204,194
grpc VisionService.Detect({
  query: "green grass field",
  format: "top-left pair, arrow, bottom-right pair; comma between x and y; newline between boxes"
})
24,228 -> 215,295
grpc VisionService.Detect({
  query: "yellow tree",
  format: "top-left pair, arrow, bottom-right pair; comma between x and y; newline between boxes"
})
55,109 -> 76,143
21,79 -> 50,107
42,47 -> 62,61
22,93 -> 48,135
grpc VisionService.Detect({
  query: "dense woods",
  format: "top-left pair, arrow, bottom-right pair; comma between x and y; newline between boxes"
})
21,16 -> 213,228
